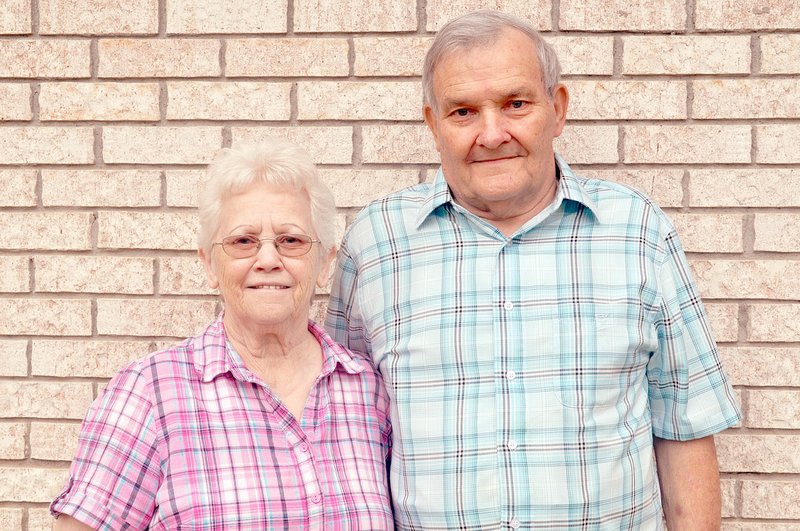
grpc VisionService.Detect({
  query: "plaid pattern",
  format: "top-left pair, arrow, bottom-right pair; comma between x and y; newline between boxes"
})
51,314 -> 393,530
326,154 -> 741,530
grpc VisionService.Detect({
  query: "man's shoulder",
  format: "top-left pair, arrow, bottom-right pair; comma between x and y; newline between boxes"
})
344,182 -> 433,241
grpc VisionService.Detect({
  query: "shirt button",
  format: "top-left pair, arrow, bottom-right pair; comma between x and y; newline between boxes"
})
507,440 -> 518,450
311,494 -> 322,504
506,370 -> 516,380
299,442 -> 309,453
510,516 -> 521,529
503,301 -> 514,311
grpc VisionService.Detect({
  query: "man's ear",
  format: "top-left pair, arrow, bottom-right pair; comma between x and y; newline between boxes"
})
424,104 -> 442,152
198,247 -> 219,290
551,83 -> 569,138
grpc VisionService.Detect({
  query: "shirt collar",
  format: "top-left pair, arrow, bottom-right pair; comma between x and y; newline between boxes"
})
414,153 -> 603,229
191,313 -> 366,383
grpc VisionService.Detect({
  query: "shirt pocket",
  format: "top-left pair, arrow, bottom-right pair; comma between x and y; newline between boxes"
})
554,313 -> 645,411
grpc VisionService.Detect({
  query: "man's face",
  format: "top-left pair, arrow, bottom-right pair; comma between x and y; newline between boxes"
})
424,28 -> 568,226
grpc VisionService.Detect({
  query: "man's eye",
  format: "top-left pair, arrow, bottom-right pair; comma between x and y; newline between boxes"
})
509,100 -> 526,109
453,108 -> 470,117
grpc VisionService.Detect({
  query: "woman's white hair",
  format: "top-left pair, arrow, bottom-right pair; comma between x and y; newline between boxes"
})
197,139 -> 337,254
422,10 -> 561,109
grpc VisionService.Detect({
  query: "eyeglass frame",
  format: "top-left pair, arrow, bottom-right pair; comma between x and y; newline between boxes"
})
211,233 -> 321,258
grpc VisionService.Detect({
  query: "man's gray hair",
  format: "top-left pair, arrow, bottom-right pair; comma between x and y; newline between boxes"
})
198,139 -> 337,254
422,10 -> 561,109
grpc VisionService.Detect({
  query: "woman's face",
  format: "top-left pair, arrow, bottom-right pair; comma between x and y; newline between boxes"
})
199,183 -> 334,333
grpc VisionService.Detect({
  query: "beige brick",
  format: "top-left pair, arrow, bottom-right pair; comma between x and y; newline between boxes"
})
555,125 -> 619,164
622,36 -> 751,74
39,0 -> 156,34
717,434 -> 800,473
30,422 -> 81,461
567,80 -> 686,120
98,211 -> 199,251
362,124 -> 437,164
166,170 -> 205,207
97,299 -> 217,337
754,214 -> 800,252
749,304 -> 800,342
0,509 -> 23,531
756,125 -> 800,164
0,83 -> 31,120
0,39 -> 89,78
319,169 -> 420,207
0,0 -> 30,34
0,467 -> 68,502
295,0 -> 416,32
692,260 -> 800,300
98,39 -> 220,78
720,348 -> 800,387
167,81 -> 291,120
693,79 -> 800,119
721,478 -> 736,518
0,299 -> 91,336
32,339 -> 149,378
747,390 -> 800,430
673,214 -> 743,253
705,303 -> 739,343
0,422 -> 26,459
741,480 -> 800,518
354,37 -> 432,76
0,256 -> 29,293
561,0 -> 685,30
761,34 -> 800,74
0,127 -> 94,164
0,213 -> 91,250
160,256 -> 215,295
232,127 -> 353,165
167,0 -> 286,34
0,340 -> 28,376
298,81 -> 421,121
103,126 -> 222,164
427,0 -> 552,31
42,169 -> 161,207
39,82 -> 159,121
27,509 -> 56,531
35,256 -> 154,294
227,38 -> 349,77
689,169 -> 800,207
0,382 -> 93,419
696,0 -> 800,30
576,169 -> 684,207
310,299 -> 328,325
0,169 -> 36,206
722,524 -> 800,531
549,36 -> 614,76
624,125 -> 750,164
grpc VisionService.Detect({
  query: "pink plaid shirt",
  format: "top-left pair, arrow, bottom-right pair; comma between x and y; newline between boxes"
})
51,314 -> 393,530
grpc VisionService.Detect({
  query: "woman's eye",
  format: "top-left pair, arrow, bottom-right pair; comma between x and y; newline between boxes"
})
231,236 -> 257,246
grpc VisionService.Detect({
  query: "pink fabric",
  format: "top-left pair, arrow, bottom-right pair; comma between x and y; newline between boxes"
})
51,314 -> 393,530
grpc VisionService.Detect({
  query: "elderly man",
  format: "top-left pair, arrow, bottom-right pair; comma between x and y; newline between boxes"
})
326,10 -> 740,530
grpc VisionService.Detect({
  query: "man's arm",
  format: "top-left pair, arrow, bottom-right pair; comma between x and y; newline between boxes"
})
653,435 -> 721,530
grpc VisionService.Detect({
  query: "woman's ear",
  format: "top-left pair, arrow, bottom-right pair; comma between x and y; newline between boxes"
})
198,247 -> 219,290
316,246 -> 337,289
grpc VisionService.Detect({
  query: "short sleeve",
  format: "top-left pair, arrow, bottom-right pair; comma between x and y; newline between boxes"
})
51,361 -> 162,530
647,229 -> 742,440
325,242 -> 370,358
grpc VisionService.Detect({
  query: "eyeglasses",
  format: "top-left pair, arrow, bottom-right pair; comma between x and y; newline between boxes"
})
213,233 -> 319,258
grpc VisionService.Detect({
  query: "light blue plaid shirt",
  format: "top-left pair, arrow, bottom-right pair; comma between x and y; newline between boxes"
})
326,155 -> 741,530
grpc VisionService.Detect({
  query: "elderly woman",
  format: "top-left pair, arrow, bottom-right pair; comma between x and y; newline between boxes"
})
51,141 -> 393,530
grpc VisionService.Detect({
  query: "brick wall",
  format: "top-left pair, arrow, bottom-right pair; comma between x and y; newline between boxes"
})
1,0 -> 799,528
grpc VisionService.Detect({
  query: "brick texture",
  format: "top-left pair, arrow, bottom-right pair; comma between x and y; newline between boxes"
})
227,38 -> 349,77
1,1 -> 799,527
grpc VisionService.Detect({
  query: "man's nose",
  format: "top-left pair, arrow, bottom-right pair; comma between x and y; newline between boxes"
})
476,111 -> 511,149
